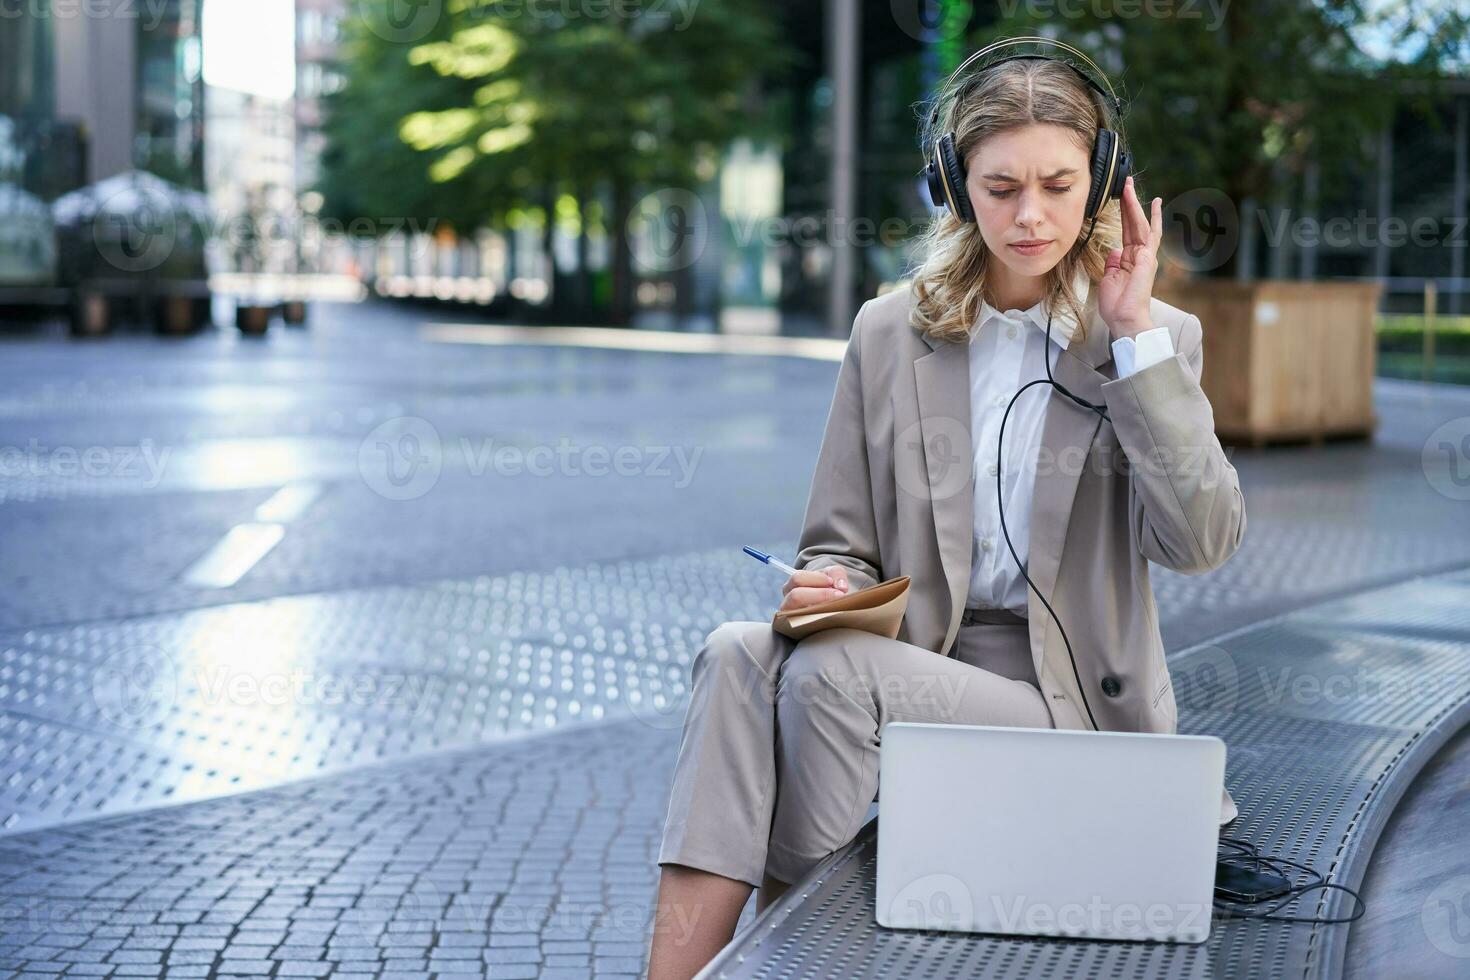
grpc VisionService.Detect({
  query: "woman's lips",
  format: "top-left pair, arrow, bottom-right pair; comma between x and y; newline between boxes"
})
1009,240 -> 1053,256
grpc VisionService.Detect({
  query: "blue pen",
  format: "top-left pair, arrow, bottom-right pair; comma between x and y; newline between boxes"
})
743,547 -> 847,589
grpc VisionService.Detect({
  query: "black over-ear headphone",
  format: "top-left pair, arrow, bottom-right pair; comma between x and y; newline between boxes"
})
922,36 -> 1131,228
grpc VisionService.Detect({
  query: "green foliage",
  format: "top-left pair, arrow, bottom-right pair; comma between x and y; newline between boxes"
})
316,0 -> 794,235
983,1 -> 1469,238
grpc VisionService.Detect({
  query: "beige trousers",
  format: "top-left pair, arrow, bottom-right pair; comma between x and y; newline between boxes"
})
657,611 -> 1054,887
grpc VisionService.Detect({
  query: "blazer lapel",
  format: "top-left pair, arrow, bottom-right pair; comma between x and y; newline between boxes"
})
915,287 -> 1114,660
914,337 -> 973,656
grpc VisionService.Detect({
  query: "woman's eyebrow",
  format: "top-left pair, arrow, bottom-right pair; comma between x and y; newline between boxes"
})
980,168 -> 1079,181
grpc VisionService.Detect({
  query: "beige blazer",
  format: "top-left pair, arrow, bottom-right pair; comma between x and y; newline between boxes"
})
787,282 -> 1246,825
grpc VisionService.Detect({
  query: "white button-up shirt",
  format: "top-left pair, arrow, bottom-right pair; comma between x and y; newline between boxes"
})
965,271 -> 1176,614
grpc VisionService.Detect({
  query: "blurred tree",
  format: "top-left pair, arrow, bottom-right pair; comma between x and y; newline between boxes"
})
984,0 -> 1470,278
316,0 -> 794,323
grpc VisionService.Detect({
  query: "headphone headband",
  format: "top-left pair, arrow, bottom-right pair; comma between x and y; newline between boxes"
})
925,35 -> 1124,139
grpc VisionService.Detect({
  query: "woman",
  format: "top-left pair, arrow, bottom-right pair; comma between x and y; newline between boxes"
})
647,48 -> 1246,979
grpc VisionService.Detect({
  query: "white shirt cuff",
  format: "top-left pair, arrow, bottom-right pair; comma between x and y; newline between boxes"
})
1111,327 -> 1175,379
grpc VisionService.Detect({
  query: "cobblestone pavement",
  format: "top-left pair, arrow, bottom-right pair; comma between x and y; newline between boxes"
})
2,302 -> 1468,976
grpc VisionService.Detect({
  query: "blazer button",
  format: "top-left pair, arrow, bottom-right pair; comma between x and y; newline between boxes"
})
1101,676 -> 1122,697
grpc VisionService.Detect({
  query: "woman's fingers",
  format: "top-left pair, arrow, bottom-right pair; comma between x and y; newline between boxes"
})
780,567 -> 850,612
780,585 -> 849,612
1120,176 -> 1137,246
781,568 -> 847,596
1124,176 -> 1148,247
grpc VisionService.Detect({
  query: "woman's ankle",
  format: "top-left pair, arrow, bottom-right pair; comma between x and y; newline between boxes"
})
647,864 -> 752,980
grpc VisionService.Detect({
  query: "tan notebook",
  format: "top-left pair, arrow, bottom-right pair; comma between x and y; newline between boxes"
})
771,575 -> 912,641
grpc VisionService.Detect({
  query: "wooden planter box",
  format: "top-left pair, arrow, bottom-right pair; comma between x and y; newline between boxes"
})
1153,280 -> 1380,447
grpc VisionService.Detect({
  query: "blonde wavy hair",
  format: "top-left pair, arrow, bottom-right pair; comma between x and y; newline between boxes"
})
909,56 -> 1125,345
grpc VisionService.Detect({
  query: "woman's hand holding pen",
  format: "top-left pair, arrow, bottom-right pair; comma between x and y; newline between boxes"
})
742,547 -> 852,613
779,566 -> 850,613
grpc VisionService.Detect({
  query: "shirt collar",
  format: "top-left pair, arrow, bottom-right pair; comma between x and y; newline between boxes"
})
976,266 -> 1092,350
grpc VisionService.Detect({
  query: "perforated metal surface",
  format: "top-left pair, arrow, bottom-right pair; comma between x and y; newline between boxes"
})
701,567 -> 1470,979
0,543 -> 794,832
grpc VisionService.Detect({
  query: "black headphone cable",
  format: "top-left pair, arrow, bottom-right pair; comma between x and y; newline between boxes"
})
992,215 -> 1108,730
1214,835 -> 1366,923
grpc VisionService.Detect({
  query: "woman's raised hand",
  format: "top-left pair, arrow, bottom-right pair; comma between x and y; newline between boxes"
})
778,565 -> 851,613
1097,174 -> 1163,340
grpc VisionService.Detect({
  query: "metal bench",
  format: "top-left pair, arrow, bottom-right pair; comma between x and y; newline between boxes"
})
699,565 -> 1470,979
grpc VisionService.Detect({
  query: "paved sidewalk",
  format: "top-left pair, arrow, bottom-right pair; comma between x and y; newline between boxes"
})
2,301 -> 1469,976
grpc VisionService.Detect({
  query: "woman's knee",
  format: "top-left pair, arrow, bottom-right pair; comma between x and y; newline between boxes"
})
777,630 -> 874,718
692,621 -> 782,691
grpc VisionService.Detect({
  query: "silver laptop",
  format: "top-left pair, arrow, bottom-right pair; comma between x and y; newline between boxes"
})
876,722 -> 1225,943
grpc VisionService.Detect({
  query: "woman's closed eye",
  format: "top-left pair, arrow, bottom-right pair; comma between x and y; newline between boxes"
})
987,186 -> 1073,198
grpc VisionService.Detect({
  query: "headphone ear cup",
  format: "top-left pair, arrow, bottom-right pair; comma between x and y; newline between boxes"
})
1112,147 -> 1132,203
1085,128 -> 1117,221
934,132 -> 974,223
